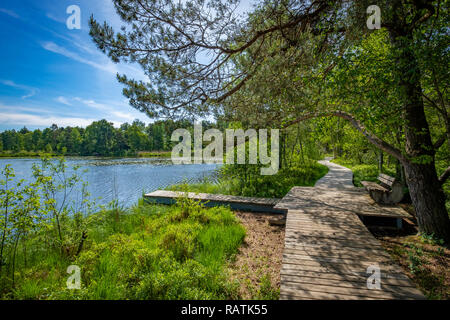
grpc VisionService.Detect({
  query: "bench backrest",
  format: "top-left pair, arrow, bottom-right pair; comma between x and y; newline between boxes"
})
377,173 -> 396,188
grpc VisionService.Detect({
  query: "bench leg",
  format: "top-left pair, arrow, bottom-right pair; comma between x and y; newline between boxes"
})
396,218 -> 403,229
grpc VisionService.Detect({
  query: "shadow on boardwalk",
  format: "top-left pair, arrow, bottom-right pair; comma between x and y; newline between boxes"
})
275,159 -> 424,300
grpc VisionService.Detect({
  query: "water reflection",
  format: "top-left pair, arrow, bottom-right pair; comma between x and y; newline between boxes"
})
0,157 -> 219,208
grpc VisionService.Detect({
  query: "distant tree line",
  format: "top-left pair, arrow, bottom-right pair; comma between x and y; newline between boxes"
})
0,119 -> 210,157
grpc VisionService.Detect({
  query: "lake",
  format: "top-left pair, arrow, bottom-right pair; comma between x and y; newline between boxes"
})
0,157 -> 219,208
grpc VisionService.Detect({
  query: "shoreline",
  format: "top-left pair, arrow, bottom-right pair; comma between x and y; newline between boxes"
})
0,152 -> 172,160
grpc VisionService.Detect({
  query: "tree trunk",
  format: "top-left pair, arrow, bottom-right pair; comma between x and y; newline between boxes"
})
404,162 -> 450,241
378,151 -> 383,173
389,26 -> 450,243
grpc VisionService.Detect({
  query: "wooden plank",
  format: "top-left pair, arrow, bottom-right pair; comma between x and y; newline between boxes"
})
144,190 -> 285,213
281,260 -> 405,275
283,241 -> 392,253
284,236 -> 381,249
282,247 -> 393,261
280,293 -> 318,300
279,287 -> 393,300
281,264 -> 410,282
288,208 -> 411,219
280,272 -> 417,288
281,282 -> 423,300
362,181 -> 389,192
285,227 -> 372,238
145,190 -> 280,205
278,190 -> 412,219
285,219 -> 368,229
285,223 -> 367,232
280,275 -> 424,297
379,173 -> 396,183
282,252 -> 393,265
286,224 -> 369,233
284,229 -> 379,242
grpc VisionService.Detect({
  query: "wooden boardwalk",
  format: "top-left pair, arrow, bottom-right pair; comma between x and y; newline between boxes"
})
275,159 -> 425,300
144,190 -> 284,214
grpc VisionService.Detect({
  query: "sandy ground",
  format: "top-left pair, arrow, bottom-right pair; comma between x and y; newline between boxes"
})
229,211 -> 285,299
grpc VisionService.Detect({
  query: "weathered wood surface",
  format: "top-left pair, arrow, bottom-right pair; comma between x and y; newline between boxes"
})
361,173 -> 404,204
279,159 -> 424,300
361,180 -> 389,192
275,186 -> 412,219
144,190 -> 284,213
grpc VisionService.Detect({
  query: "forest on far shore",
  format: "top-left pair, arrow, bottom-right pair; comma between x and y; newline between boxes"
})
0,119 -> 214,157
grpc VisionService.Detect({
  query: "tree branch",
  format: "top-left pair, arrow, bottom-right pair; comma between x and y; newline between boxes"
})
433,134 -> 447,150
439,166 -> 450,185
282,110 -> 408,164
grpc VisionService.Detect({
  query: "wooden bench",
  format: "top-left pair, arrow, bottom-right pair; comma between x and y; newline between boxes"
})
361,173 -> 403,205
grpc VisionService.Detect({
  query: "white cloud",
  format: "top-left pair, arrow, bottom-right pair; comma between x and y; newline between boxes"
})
40,37 -> 147,81
0,8 -> 19,19
111,111 -> 135,121
73,97 -> 109,111
0,112 -> 98,128
41,41 -> 119,74
0,80 -> 38,99
55,96 -> 73,106
45,12 -> 66,24
0,101 -> 128,128
73,97 -> 140,122
0,104 -> 53,115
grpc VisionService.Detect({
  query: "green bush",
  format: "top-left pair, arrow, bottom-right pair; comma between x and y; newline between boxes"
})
3,193 -> 247,300
168,161 -> 329,198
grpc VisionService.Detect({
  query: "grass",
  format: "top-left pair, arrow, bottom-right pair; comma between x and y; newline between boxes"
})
1,197 -> 258,300
0,150 -> 172,159
0,151 -> 56,158
332,158 -> 396,187
167,162 -> 329,198
377,233 -> 449,299
137,151 -> 172,158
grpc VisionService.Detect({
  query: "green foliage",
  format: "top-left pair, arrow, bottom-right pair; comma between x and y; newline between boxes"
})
332,159 -> 386,187
0,119 -> 197,157
255,274 -> 279,300
169,161 -> 328,198
0,156 -> 96,292
402,242 -> 425,275
419,233 -> 445,247
1,176 -> 249,299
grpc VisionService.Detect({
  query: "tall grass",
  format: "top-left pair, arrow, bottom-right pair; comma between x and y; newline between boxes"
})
2,196 -> 248,300
167,161 -> 329,198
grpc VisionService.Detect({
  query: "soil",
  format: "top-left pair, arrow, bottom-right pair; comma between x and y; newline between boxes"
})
229,211 -> 285,299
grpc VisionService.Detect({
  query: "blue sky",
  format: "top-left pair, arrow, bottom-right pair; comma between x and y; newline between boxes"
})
0,0 -> 255,131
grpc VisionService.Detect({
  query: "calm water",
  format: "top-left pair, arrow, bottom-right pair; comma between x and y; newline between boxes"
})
0,157 -> 219,208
